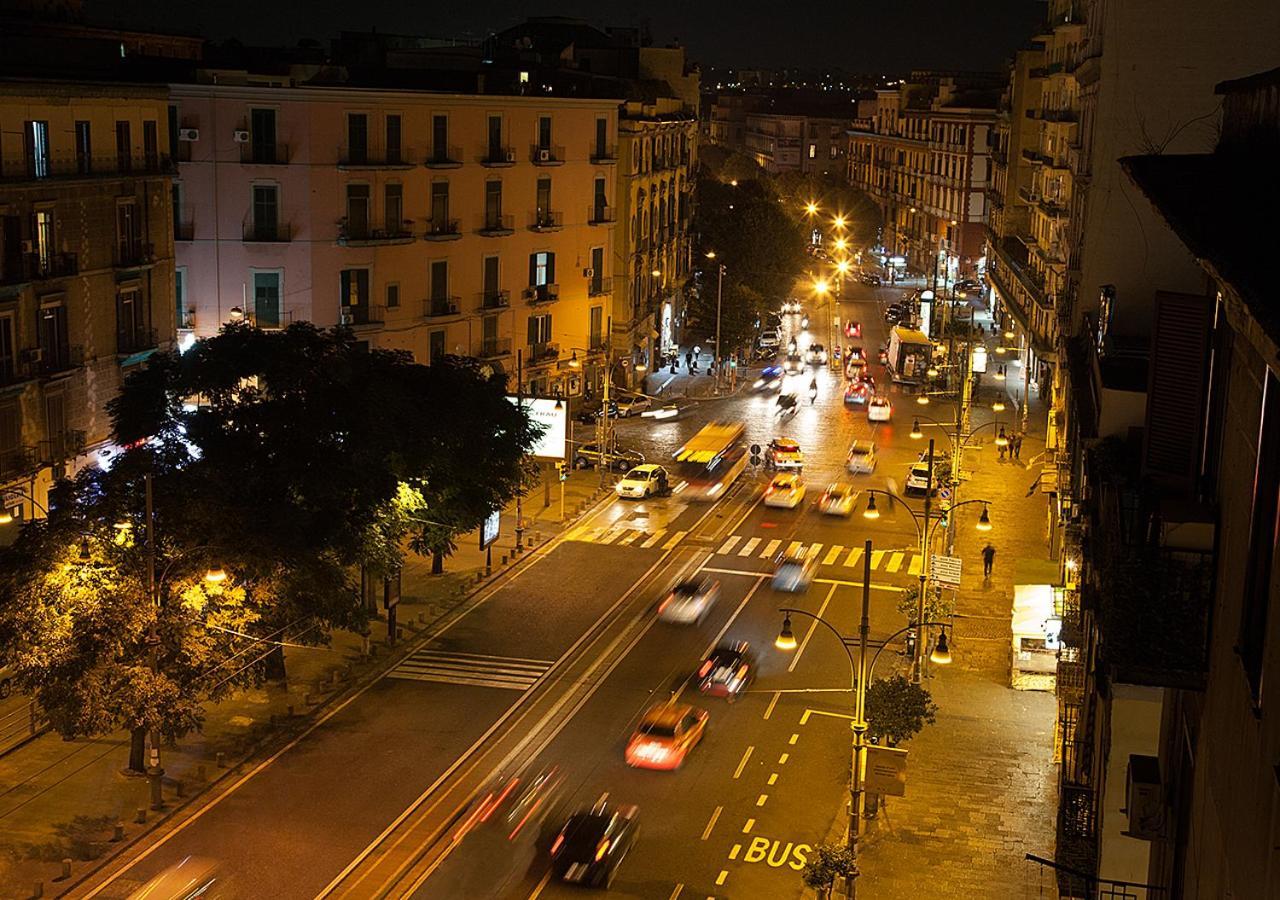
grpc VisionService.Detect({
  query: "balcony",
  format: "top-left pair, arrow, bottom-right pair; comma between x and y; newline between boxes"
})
528,341 -> 560,364
0,153 -> 174,183
174,218 -> 195,242
0,445 -> 37,479
481,146 -> 516,167
26,252 -> 78,280
530,144 -> 565,166
588,277 -> 612,298
1042,108 -> 1078,124
478,215 -> 515,237
117,327 -> 158,356
341,304 -> 385,328
243,221 -> 293,243
588,205 -> 616,225
523,283 -> 559,305
530,211 -> 564,232
337,147 -> 413,169
239,143 -> 290,165
424,218 -> 462,241
476,338 -> 512,359
591,144 -> 619,164
477,290 -> 510,311
339,224 -> 415,246
37,343 -> 85,377
115,242 -> 156,269
1038,197 -> 1068,219
424,147 -> 463,169
422,296 -> 461,319
38,429 -> 85,465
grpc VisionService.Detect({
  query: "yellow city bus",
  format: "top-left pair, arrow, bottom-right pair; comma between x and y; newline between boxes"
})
673,422 -> 747,501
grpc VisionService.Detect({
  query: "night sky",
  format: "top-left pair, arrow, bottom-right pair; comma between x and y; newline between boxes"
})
88,0 -> 1047,74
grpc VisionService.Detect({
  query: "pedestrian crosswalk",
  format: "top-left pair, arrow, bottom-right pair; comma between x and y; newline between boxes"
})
388,649 -> 554,691
564,523 -> 922,575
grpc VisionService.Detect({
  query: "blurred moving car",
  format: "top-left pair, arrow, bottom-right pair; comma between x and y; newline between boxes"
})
845,359 -> 866,381
784,353 -> 804,373
697,641 -> 755,699
574,401 -> 619,424
772,549 -> 818,592
127,857 -> 227,900
615,464 -> 670,499
453,767 -> 565,846
843,382 -> 870,405
549,796 -> 639,888
640,404 -> 680,421
764,472 -> 806,509
845,440 -> 878,474
766,438 -> 804,470
844,321 -> 863,338
759,329 -> 781,349
858,272 -> 882,286
806,343 -> 828,365
658,577 -> 721,624
573,443 -> 642,471
818,482 -> 857,516
847,346 -> 865,362
615,395 -> 652,417
626,702 -> 708,770
753,365 -> 784,390
867,396 -> 893,423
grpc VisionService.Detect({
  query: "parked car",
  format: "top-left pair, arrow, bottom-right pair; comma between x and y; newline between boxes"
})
574,401 -> 619,424
616,464 -> 670,499
845,440 -> 878,474
905,452 -> 952,494
574,443 -> 643,471
766,438 -> 804,470
858,272 -> 882,286
759,329 -> 782,350
615,395 -> 652,417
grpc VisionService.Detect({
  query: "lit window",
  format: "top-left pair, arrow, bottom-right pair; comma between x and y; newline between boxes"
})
519,71 -> 529,84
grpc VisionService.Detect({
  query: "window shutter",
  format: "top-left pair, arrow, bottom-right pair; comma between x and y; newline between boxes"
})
528,253 -> 537,286
527,316 -> 538,345
340,270 -> 352,306
547,252 -> 556,285
1142,290 -> 1213,497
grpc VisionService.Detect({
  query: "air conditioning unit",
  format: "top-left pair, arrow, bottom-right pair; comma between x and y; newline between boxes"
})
178,128 -> 200,142
1124,755 -> 1164,841
233,130 -> 251,143
504,148 -> 516,163
21,348 -> 43,364
537,148 -> 551,162
340,310 -> 354,325
582,267 -> 594,278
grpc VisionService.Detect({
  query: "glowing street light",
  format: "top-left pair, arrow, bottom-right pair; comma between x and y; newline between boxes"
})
805,201 -> 819,216
995,365 -> 1007,381
992,398 -> 1007,413
916,393 -> 930,405
775,615 -> 798,651
910,419 -> 923,440
976,506 -> 994,532
930,629 -> 953,665
813,279 -> 830,295
862,494 -> 880,520
203,565 -> 228,584
995,427 -> 1009,448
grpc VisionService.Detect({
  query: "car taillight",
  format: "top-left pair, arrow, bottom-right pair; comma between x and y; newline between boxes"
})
698,660 -> 713,678
659,596 -> 671,612
737,665 -> 750,681
551,833 -> 565,856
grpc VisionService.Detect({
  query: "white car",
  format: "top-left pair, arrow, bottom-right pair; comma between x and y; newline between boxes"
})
616,395 -> 652,417
846,441 -> 878,474
818,482 -> 857,516
615,464 -> 669,499
904,453 -> 948,494
759,330 -> 782,349
806,344 -> 828,365
772,550 -> 817,592
867,396 -> 893,423
764,472 -> 806,508
767,438 -> 804,470
659,577 -> 721,624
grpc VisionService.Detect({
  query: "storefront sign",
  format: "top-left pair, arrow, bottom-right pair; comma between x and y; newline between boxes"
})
972,345 -> 989,373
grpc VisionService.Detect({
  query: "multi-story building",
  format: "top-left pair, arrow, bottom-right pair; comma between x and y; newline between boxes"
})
0,78 -> 176,522
172,75 -> 620,399
614,98 -> 696,388
846,72 -> 1000,284
742,111 -> 848,175
1120,66 -> 1278,898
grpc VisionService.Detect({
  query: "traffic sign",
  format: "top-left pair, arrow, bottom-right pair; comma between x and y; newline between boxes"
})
938,487 -> 952,502
931,554 -> 962,586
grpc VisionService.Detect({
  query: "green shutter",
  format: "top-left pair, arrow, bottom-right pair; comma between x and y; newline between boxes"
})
528,253 -> 537,286
547,252 -> 555,285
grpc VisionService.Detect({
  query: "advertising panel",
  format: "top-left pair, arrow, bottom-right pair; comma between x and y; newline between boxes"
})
508,396 -> 568,459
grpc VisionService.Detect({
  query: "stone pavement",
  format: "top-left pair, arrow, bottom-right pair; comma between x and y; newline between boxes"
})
0,469 -> 612,898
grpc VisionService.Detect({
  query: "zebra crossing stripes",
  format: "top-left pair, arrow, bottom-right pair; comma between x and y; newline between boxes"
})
718,535 -> 742,555
389,650 -> 553,691
639,532 -> 667,549
738,537 -> 761,557
662,530 -> 688,550
822,545 -> 844,566
843,546 -> 864,569
761,539 -> 782,558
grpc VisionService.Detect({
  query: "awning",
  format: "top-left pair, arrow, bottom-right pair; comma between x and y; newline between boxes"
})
118,348 -> 158,368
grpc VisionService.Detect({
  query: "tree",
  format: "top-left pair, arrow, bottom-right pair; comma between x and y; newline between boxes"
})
865,674 -> 939,747
773,170 -> 882,251
896,584 -> 956,627
801,842 -> 858,899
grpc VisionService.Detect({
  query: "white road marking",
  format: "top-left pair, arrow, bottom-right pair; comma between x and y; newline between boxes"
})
786,540 -> 803,556
701,575 -> 766,660
388,651 -> 552,690
701,806 -> 723,841
843,546 -> 864,568
717,535 -> 742,555
667,886 -> 684,900
662,530 -> 688,550
526,871 -> 551,899
822,544 -> 844,565
871,549 -> 886,569
763,690 -> 781,720
616,530 -> 642,546
908,553 -> 922,575
733,745 -> 754,779
805,543 -> 823,559
787,582 -> 838,673
596,526 -> 627,545
739,536 -> 761,557
886,551 -> 904,573
639,530 -> 667,549
760,538 -> 781,558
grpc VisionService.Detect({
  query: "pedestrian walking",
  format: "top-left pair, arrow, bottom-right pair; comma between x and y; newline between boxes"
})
982,543 -> 996,581
685,350 -> 693,371
998,438 -> 1006,462
1013,433 -> 1023,460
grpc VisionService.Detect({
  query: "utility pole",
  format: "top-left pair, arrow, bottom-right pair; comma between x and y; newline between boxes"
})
714,265 -> 724,395
599,315 -> 612,490
144,469 -> 164,808
847,538 -> 873,899
915,439 -> 934,684
515,349 -> 524,552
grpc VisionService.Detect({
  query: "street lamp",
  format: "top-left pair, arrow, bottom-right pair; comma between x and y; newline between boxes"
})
910,419 -> 924,440
805,201 -> 819,216
977,506 -> 993,531
772,539 -> 953,900
705,251 -> 725,394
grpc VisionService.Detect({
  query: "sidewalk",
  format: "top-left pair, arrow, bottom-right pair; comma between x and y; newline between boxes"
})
644,345 -> 734,400
0,470 -> 612,897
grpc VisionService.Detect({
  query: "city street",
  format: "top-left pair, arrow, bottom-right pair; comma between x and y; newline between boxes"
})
69,278 -> 1050,900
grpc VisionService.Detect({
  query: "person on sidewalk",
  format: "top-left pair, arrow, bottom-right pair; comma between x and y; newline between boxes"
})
685,350 -> 693,371
1013,433 -> 1023,460
982,543 -> 996,582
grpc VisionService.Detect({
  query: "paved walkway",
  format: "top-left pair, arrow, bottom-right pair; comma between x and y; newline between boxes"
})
0,470 -> 613,897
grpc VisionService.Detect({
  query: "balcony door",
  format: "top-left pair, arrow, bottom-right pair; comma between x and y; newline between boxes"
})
253,271 -> 282,328
251,108 -> 276,163
252,185 -> 279,240
347,114 -> 368,164
346,184 -> 370,239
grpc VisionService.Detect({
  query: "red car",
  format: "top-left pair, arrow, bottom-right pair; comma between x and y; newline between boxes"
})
625,703 -> 708,770
844,382 -> 870,406
844,321 -> 862,339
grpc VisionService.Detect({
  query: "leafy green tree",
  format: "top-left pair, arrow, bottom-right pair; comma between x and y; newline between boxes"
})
801,842 -> 857,899
896,584 -> 956,627
865,674 -> 939,747
773,170 -> 882,251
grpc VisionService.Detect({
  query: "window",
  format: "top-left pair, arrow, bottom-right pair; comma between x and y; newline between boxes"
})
482,315 -> 498,344
116,289 -> 149,352
808,143 -> 816,159
483,255 -> 500,303
167,105 -> 179,159
429,260 -> 449,303
250,108 -> 276,163
384,183 -> 403,235
116,201 -> 141,265
538,115 -> 552,149
385,114 -> 402,164
346,184 -> 370,239
429,330 -> 446,364
485,181 -> 503,229
1241,368 -> 1280,701
527,313 -> 552,345
143,120 -> 159,170
536,177 -> 552,225
593,177 -> 607,218
24,120 -> 50,178
75,121 -> 91,175
44,392 -> 68,461
430,182 -> 450,231
595,118 -> 608,158
340,269 -> 370,319
0,403 -> 20,476
386,283 -> 400,309
33,209 -> 55,268
590,246 -> 604,296
431,114 -> 448,162
347,113 -> 368,164
530,251 -> 555,287
589,306 -> 603,349
830,144 -> 838,159
253,271 -> 281,328
487,115 -> 503,158
115,121 -> 131,172
0,315 -> 13,383
252,184 -> 279,240
175,267 -> 188,329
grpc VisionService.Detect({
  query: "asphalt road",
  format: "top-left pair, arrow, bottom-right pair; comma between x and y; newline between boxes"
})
73,275 -> 950,900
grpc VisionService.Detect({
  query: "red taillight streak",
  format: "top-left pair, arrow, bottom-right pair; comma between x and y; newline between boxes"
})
481,777 -> 519,822
551,833 -> 565,856
509,792 -> 547,842
698,660 -> 713,678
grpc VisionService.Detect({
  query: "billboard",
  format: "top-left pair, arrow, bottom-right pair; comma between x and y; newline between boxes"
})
508,396 -> 568,459
479,509 -> 501,549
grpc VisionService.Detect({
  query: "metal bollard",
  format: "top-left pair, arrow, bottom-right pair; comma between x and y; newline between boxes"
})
476,571 -> 485,583
196,765 -> 207,781
135,807 -> 147,824
32,881 -> 43,899
417,612 -> 426,624
395,626 -> 404,641
501,554 -> 508,566
112,823 -> 125,842
303,693 -> 314,707
175,780 -> 185,798
216,752 -> 226,769
60,859 -> 72,881
286,705 -> 294,718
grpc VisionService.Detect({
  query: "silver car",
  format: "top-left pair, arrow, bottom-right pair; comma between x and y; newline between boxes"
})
659,577 -> 721,624
846,441 -> 877,474
772,551 -> 818,593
